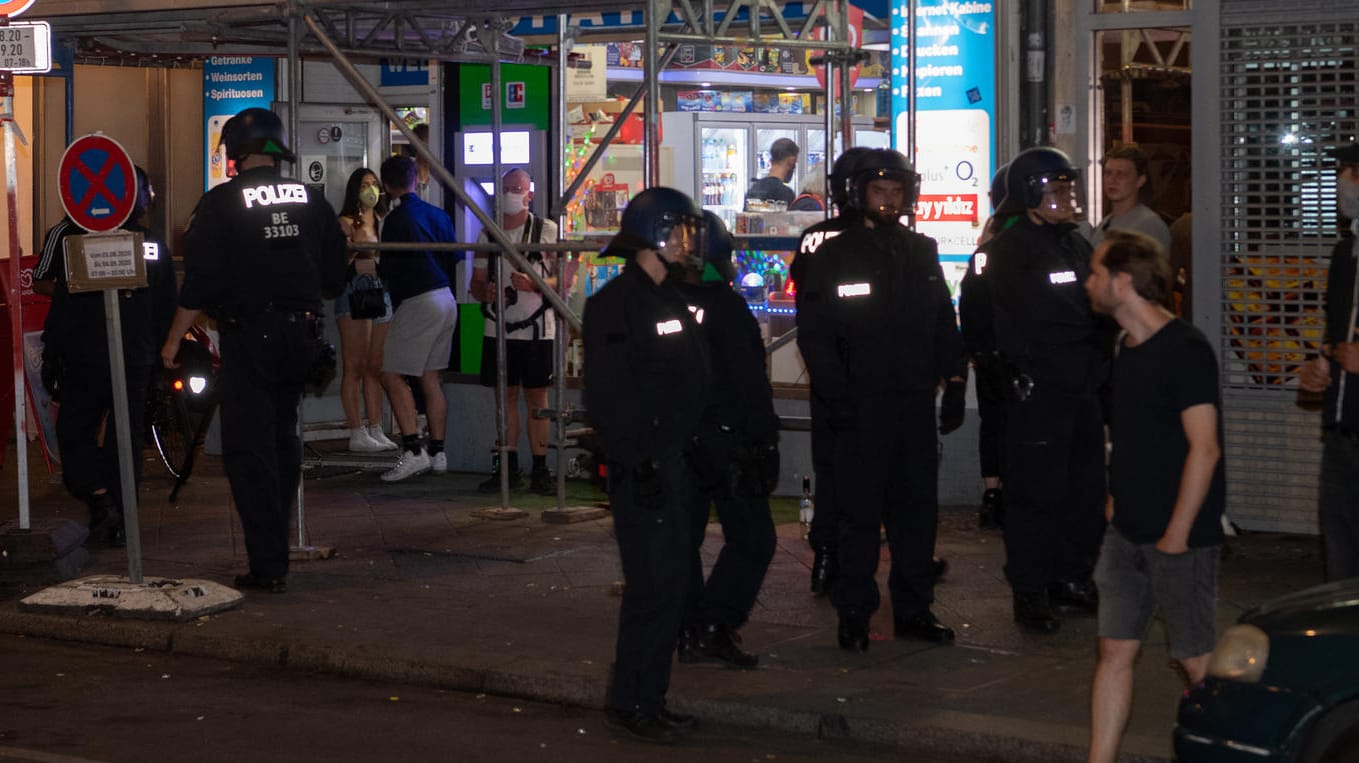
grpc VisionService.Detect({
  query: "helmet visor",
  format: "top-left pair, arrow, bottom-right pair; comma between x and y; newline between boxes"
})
657,213 -> 706,269
1033,174 -> 1084,220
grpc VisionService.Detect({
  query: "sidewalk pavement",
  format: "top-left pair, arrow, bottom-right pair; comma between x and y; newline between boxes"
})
0,446 -> 1324,762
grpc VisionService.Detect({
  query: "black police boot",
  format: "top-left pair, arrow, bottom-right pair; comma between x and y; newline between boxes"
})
605,707 -> 681,745
810,547 -> 838,596
676,626 -> 704,664
233,572 -> 287,594
529,467 -> 554,496
477,450 -> 522,493
86,492 -> 122,546
1050,578 -> 1099,613
979,488 -> 1004,529
931,556 -> 949,582
1013,590 -> 1061,633
894,609 -> 955,644
659,707 -> 698,733
696,624 -> 759,669
837,612 -> 870,653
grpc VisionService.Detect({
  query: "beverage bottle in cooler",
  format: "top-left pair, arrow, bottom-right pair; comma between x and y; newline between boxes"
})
799,476 -> 814,540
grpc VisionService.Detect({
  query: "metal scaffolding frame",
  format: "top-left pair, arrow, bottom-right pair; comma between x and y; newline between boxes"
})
35,0 -> 869,514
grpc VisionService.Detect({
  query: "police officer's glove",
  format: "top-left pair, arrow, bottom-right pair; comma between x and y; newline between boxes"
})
684,434 -> 727,491
938,379 -> 966,435
735,439 -> 780,497
40,356 -> 61,402
631,458 -> 665,510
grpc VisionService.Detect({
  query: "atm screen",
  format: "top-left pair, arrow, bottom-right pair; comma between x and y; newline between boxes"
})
463,131 -> 531,165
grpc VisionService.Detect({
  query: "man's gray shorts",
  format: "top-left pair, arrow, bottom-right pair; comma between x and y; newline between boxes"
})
1093,526 -> 1220,659
383,288 -> 457,376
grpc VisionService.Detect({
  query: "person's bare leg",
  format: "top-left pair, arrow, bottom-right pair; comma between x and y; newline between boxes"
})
524,386 -> 549,457
337,316 -> 369,430
362,321 -> 389,428
499,385 -> 520,449
420,370 -> 446,441
381,371 -> 417,440
1179,653 -> 1210,686
1089,637 -> 1140,763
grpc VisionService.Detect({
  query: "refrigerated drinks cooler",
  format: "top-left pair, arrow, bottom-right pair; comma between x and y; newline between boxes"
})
662,112 -> 886,226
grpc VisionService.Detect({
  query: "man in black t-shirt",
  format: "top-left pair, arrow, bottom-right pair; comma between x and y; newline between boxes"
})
745,138 -> 798,207
1082,230 -> 1225,763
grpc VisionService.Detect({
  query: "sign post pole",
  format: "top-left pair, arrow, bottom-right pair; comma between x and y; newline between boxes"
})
102,288 -> 142,583
0,66 -> 29,529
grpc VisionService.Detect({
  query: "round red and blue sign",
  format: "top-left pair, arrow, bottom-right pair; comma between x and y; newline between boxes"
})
58,133 -> 137,233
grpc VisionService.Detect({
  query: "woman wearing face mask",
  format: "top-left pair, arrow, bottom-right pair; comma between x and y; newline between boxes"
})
336,167 -> 398,453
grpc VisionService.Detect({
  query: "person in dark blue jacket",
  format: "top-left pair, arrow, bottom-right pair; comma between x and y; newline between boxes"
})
375,154 -> 459,483
161,108 -> 347,592
675,211 -> 778,670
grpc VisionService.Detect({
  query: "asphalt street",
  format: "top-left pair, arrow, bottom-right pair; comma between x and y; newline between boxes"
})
1,636 -> 970,763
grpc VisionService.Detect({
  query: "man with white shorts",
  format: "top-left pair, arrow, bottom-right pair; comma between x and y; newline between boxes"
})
1083,229 -> 1225,763
376,155 -> 458,482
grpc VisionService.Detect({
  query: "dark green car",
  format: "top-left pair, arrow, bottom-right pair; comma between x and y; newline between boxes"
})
1175,579 -> 1359,761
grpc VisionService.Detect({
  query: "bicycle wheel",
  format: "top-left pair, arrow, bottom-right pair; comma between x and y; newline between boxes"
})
150,393 -> 195,480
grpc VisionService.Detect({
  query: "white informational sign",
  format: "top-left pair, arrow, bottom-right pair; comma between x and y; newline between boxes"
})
63,231 -> 147,293
912,110 -> 993,293
891,0 -> 997,303
566,45 -> 608,103
0,21 -> 51,74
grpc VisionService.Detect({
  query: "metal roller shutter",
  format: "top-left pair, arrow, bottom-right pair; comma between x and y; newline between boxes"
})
1218,10 -> 1359,533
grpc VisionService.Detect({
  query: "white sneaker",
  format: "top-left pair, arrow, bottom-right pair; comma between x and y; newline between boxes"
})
366,426 -> 398,451
381,449 -> 431,482
349,428 -> 385,453
431,452 -> 447,474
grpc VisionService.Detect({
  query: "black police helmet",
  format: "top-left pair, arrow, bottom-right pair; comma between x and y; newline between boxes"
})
219,107 -> 295,163
602,186 -> 704,260
133,166 -> 154,219
702,210 -> 737,283
989,163 -> 1008,211
828,146 -> 874,210
1005,147 -> 1078,211
847,149 -> 919,221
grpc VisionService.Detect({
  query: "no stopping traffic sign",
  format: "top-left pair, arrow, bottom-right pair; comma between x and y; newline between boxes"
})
58,134 -> 137,233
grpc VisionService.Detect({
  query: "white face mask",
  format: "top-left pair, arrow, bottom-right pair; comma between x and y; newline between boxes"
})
502,192 -> 528,216
1339,175 -> 1359,221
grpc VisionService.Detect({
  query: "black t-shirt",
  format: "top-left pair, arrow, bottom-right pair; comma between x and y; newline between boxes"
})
1109,318 -> 1226,547
746,175 -> 795,205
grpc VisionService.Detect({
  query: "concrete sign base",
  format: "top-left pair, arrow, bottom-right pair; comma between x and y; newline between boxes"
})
540,506 -> 609,524
18,575 -> 244,622
470,507 -> 529,521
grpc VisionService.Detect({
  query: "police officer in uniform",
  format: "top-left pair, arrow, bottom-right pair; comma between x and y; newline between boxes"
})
36,166 -> 177,545
585,187 -> 710,743
983,147 -> 1110,632
958,165 -> 1015,529
796,149 -> 967,652
161,108 -> 347,593
789,146 -> 870,595
675,211 -> 778,670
